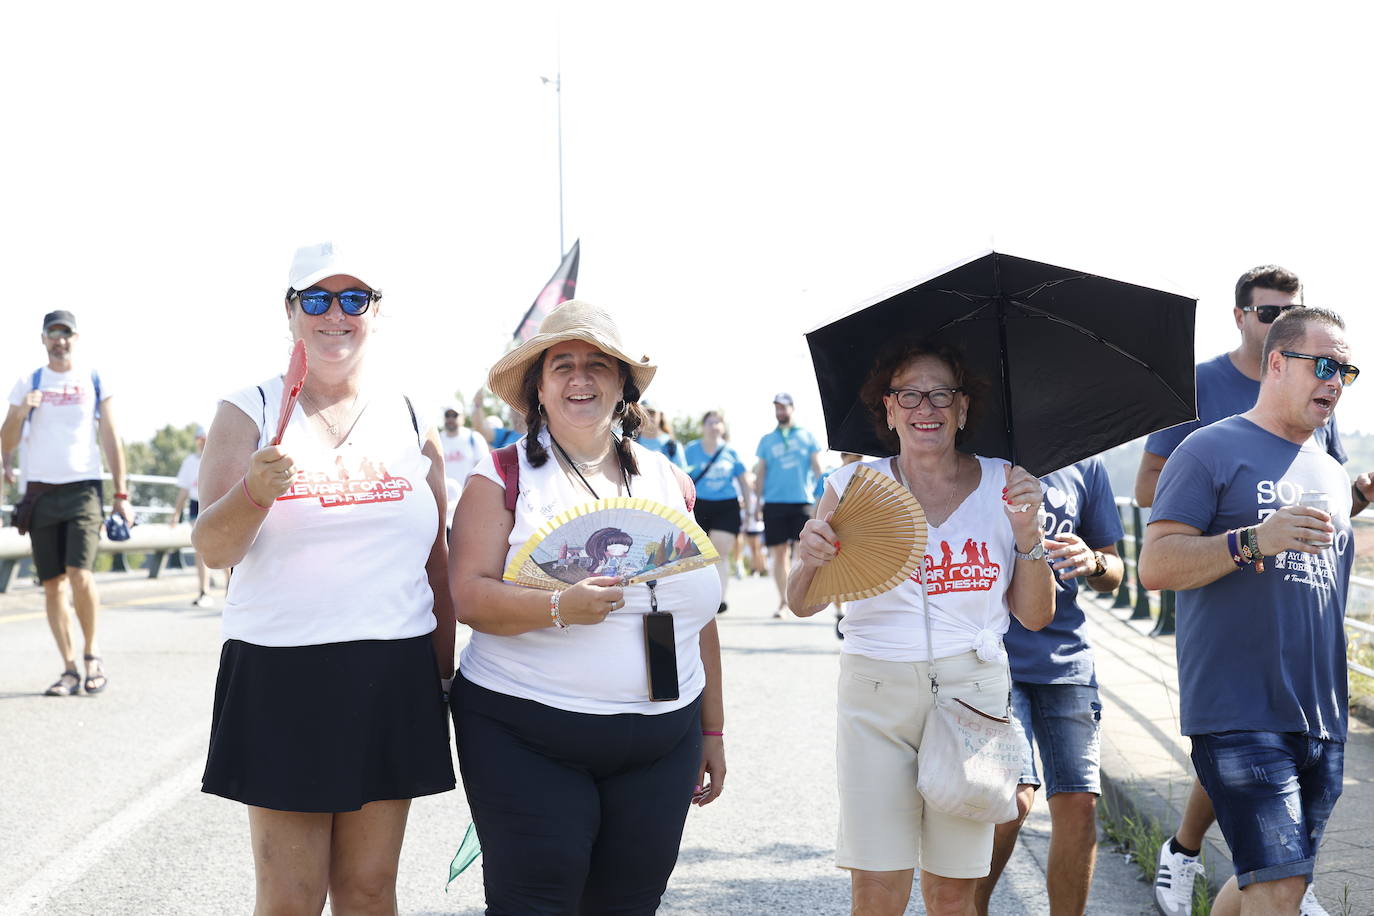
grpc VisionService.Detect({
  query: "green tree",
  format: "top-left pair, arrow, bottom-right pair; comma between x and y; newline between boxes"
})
126,423 -> 199,506
670,414 -> 703,446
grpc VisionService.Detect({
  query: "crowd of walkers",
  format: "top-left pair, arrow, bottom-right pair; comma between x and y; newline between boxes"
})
4,246 -> 1365,916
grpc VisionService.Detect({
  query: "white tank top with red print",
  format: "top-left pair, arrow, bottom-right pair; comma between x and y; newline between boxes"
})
829,455 -> 1017,663
218,376 -> 440,647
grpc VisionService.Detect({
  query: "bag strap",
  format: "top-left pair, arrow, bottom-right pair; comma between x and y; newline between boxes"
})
690,444 -> 725,484
494,443 -> 521,512
25,367 -> 42,423
91,369 -> 102,420
403,395 -> 420,447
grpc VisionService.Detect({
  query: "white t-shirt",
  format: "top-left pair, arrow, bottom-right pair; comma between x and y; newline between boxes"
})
7,367 -> 107,484
830,455 -> 1017,663
219,378 -> 440,647
175,452 -> 201,502
459,431 -> 721,715
439,427 -> 489,494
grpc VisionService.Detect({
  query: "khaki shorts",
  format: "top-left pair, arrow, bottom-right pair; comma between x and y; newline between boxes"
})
28,482 -> 102,582
835,650 -> 1011,877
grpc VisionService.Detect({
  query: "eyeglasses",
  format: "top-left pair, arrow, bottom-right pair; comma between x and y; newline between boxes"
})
886,387 -> 962,409
1280,351 -> 1360,386
289,287 -> 381,316
44,327 -> 74,339
1240,304 -> 1298,324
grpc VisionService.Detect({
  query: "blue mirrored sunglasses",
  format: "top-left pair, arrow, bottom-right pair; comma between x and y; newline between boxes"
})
289,287 -> 381,316
1280,351 -> 1359,386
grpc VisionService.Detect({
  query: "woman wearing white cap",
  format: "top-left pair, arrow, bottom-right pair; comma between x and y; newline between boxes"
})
193,243 -> 456,913
450,300 -> 726,914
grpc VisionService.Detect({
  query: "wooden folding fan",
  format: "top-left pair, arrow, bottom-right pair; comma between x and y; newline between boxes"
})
804,465 -> 927,605
504,497 -> 719,590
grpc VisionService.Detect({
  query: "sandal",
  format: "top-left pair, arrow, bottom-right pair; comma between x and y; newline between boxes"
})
45,670 -> 81,697
83,655 -> 108,695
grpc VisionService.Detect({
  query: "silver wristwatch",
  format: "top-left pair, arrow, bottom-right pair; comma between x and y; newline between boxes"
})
1013,541 -> 1046,562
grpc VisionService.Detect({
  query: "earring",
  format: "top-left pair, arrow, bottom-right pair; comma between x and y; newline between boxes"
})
958,419 -> 965,430
537,403 -> 547,417
888,422 -> 895,430
614,400 -> 626,415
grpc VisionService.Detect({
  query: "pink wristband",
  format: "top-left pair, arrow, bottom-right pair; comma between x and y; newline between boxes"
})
701,730 -> 723,737
241,477 -> 271,511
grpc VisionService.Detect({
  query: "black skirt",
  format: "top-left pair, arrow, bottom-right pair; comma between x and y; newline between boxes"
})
202,633 -> 456,812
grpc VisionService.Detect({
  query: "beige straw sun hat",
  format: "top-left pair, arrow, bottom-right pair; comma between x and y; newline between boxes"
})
487,300 -> 657,414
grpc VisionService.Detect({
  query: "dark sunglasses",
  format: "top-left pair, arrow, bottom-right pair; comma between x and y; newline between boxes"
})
1240,304 -> 1298,324
44,327 -> 74,339
886,386 -> 962,409
1281,351 -> 1360,386
289,287 -> 381,316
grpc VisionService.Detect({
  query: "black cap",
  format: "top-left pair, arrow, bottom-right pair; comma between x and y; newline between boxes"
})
42,310 -> 77,333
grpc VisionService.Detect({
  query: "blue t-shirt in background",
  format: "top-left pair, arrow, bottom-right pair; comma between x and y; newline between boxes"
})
1004,457 -> 1123,686
684,440 -> 748,501
1145,353 -> 1347,464
756,426 -> 820,504
639,434 -> 688,469
1151,416 -> 1353,741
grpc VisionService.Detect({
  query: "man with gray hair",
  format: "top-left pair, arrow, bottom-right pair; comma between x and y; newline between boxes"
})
2,310 -> 131,696
1140,308 -> 1371,916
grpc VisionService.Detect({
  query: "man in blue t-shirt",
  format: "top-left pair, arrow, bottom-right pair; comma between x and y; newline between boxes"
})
753,392 -> 821,616
1135,266 -> 1348,916
975,457 -> 1124,916
1140,308 -> 1371,915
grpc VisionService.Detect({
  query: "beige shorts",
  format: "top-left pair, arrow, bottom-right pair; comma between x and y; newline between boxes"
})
835,650 -> 1011,878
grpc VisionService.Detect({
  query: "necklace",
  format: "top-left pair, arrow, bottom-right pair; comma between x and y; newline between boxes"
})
892,454 -> 961,525
549,435 -> 630,499
299,387 -> 360,438
555,440 -> 614,474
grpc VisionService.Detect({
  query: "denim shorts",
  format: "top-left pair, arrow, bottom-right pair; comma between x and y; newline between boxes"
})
1190,731 -> 1344,888
1010,682 -> 1102,797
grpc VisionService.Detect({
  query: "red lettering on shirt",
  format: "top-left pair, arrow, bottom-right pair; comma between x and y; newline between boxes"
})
277,456 -> 413,508
913,538 -> 1003,595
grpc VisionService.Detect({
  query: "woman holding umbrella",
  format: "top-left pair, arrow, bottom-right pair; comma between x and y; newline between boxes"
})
787,340 -> 1053,916
448,299 -> 726,914
193,243 -> 456,913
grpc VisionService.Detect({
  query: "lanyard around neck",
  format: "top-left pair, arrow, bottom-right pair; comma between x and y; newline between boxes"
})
549,435 -> 632,500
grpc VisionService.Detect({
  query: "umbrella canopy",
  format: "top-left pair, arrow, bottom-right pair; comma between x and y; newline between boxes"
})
806,251 -> 1197,477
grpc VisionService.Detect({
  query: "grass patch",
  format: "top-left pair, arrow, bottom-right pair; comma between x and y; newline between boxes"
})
1098,793 -> 1211,916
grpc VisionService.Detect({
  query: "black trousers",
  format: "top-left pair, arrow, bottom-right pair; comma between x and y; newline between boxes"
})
452,674 -> 702,915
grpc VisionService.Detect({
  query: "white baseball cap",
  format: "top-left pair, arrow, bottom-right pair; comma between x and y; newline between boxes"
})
288,242 -> 376,292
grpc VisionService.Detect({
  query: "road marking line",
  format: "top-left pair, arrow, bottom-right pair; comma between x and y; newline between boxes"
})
0,751 -> 203,916
0,593 -> 200,624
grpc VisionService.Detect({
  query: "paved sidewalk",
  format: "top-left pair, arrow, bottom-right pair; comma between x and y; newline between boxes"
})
1086,596 -> 1374,915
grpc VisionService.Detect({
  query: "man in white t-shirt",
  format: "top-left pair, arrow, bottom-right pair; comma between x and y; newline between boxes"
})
0,310 -> 131,697
438,404 -> 489,506
171,426 -> 212,607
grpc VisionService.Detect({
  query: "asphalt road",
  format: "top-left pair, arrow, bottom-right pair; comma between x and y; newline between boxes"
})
0,569 -> 1155,914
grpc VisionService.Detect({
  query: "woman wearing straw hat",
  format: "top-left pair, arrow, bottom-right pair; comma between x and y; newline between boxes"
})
193,243 -> 456,914
786,340 -> 1053,916
449,299 -> 726,915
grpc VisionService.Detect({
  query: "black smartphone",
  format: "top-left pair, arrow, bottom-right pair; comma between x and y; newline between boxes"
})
644,611 -> 679,702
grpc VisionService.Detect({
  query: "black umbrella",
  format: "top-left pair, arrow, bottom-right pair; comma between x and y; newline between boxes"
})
806,251 -> 1197,477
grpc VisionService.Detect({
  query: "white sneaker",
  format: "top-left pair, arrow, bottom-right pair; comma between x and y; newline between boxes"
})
192,593 -> 214,608
1301,884 -> 1330,916
1154,840 -> 1201,916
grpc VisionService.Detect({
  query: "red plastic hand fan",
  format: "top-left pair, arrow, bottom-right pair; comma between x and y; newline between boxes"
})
272,339 -> 308,446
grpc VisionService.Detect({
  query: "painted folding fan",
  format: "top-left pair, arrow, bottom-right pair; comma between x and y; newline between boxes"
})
504,497 -> 719,590
804,465 -> 928,605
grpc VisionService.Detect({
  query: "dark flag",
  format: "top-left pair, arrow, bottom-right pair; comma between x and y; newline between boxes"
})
513,240 -> 580,343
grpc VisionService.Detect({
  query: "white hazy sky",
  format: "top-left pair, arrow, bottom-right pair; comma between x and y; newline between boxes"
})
5,1 -> 1373,461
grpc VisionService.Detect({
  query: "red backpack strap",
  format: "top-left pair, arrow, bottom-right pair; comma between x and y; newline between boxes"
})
494,444 -> 521,512
670,464 -> 697,512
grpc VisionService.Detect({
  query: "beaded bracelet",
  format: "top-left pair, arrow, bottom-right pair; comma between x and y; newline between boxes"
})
702,730 -> 724,737
549,591 -> 569,630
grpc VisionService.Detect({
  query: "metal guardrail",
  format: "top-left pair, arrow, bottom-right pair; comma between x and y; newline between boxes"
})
1109,497 -> 1374,680
0,473 -> 194,592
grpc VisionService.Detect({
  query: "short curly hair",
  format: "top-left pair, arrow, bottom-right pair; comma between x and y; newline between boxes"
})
858,340 -> 982,453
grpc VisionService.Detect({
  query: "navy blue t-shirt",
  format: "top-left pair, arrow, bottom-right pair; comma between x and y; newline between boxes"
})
1146,353 -> 1347,464
1005,457 -> 1123,686
1151,416 -> 1353,740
